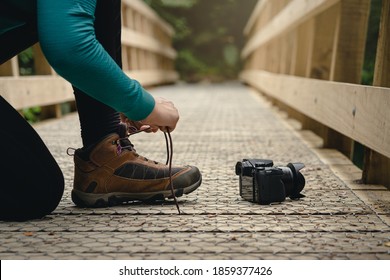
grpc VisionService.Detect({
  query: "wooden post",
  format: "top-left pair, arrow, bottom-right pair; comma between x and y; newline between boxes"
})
11,56 -> 19,76
293,19 -> 314,78
322,0 -> 371,159
309,3 -> 340,80
254,0 -> 272,33
32,43 -> 62,117
292,3 -> 340,137
134,13 -> 142,32
291,18 -> 325,136
32,43 -> 52,75
280,33 -> 295,75
363,0 -> 390,188
0,57 -> 19,77
332,0 -> 371,83
41,104 -> 62,119
126,8 -> 134,30
121,47 -> 130,71
131,48 -> 138,70
0,60 -> 13,77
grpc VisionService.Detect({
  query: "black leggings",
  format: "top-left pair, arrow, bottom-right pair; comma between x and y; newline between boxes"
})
0,0 -> 121,220
0,96 -> 64,221
73,0 -> 121,148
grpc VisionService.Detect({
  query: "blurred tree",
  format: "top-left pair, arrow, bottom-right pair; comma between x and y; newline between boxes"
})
144,0 -> 258,82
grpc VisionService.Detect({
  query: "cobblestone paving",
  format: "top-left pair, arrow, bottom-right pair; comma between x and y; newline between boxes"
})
1,83 -> 389,259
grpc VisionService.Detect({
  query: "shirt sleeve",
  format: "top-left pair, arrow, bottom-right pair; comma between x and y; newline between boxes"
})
37,0 -> 155,121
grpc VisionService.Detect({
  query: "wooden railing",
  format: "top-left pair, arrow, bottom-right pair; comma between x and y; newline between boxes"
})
0,0 -> 178,119
240,0 -> 390,188
121,0 -> 178,85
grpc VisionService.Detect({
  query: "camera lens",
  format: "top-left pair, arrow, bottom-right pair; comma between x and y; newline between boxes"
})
279,163 -> 305,199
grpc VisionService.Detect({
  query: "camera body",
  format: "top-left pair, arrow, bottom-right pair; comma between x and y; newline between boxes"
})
235,159 -> 305,205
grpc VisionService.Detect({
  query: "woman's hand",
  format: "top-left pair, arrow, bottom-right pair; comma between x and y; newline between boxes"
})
122,96 -> 179,133
142,97 -> 179,132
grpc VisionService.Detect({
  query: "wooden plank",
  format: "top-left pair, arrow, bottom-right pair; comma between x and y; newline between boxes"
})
363,0 -> 390,188
323,0 -> 370,158
331,0 -> 371,84
290,14 -> 330,143
130,48 -> 138,70
242,0 -> 339,59
40,104 -> 62,119
32,43 -> 52,75
125,70 -> 178,87
0,69 -> 178,110
240,69 -> 390,158
323,127 -> 355,159
0,76 -> 74,110
243,0 -> 269,36
292,19 -> 315,77
11,57 -> 19,76
134,13 -> 142,32
124,7 -> 134,29
266,40 -> 280,72
121,28 -> 177,59
121,47 -> 130,71
122,0 -> 174,36
0,59 -> 14,76
138,49 -> 146,70
253,1 -> 273,40
309,3 -> 340,80
0,57 -> 20,77
363,149 -> 390,187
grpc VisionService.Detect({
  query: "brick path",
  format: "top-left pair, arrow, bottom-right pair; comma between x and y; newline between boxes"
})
1,82 -> 389,259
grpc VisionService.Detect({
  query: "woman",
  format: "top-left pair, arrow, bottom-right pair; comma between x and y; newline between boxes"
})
0,0 -> 201,221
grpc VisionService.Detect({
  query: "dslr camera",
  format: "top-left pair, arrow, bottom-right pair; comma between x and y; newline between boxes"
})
235,159 -> 306,204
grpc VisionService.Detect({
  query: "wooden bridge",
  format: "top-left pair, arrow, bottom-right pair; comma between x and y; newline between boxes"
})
0,0 -> 389,260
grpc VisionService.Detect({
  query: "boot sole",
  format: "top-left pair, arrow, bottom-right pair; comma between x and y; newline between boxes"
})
71,177 -> 202,208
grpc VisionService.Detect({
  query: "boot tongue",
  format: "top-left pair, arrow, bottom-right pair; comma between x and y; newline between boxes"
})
117,123 -> 134,152
117,123 -> 128,138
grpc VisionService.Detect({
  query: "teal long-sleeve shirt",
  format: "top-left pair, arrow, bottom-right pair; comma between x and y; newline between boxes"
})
1,0 -> 155,121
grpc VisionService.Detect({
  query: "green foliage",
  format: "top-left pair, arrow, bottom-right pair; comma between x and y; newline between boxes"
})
144,0 -> 257,82
17,47 -> 40,122
361,0 -> 381,85
22,106 -> 41,123
18,47 -> 34,75
353,0 -> 382,168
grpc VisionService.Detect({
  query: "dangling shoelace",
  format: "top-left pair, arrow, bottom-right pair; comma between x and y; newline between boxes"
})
164,129 -> 181,214
127,125 -> 181,214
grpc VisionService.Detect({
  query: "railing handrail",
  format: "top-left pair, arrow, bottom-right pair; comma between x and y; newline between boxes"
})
242,0 -> 339,59
122,0 -> 174,36
241,69 -> 390,158
241,0 -> 390,187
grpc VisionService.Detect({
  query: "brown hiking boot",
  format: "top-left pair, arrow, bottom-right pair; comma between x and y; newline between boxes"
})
70,128 -> 202,207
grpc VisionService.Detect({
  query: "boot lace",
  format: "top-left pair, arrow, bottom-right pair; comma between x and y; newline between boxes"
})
116,124 -> 180,214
